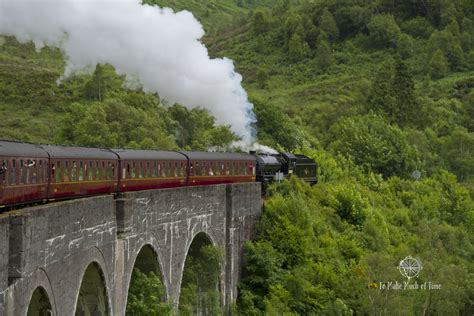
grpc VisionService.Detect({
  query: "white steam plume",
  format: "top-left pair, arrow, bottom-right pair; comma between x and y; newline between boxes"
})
0,0 -> 255,141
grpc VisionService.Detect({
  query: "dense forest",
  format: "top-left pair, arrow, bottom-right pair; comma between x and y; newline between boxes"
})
0,0 -> 473,314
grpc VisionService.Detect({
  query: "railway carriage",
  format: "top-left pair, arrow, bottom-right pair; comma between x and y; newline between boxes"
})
112,149 -> 188,192
0,141 -> 49,208
179,151 -> 256,186
44,145 -> 119,200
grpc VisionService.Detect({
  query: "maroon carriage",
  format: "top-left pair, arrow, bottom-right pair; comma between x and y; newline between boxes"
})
43,145 -> 119,200
179,151 -> 256,186
113,149 -> 188,192
0,141 -> 49,208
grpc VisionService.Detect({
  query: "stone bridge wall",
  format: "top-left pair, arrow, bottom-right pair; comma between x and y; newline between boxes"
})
0,183 -> 261,315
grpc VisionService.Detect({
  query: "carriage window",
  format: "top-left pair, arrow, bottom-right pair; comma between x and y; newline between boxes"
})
1,160 -> 7,183
179,162 -> 184,176
30,160 -> 36,183
100,161 -> 105,179
94,161 -> 99,180
131,162 -> 135,178
79,161 -> 84,181
125,163 -> 130,179
244,162 -> 248,175
107,162 -> 112,180
89,161 -> 93,180
111,163 -> 115,180
25,161 -> 30,184
139,162 -> 143,178
157,163 -> 162,177
19,160 -> 24,184
161,162 -> 168,177
153,162 -> 157,177
209,162 -> 214,176
203,161 -> 208,176
195,162 -> 200,176
30,160 -> 37,184
146,162 -> 150,178
168,162 -> 172,177
63,161 -> 69,182
83,161 -> 88,180
54,161 -> 60,183
214,162 -> 219,176
71,161 -> 77,181
10,160 -> 16,185
174,162 -> 178,177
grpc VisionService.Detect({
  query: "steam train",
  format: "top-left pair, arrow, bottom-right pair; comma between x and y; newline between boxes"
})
0,140 -> 317,208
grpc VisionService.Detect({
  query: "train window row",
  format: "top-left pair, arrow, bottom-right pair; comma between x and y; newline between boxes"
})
192,161 -> 252,177
1,159 -> 48,186
124,161 -> 186,179
52,160 -> 116,183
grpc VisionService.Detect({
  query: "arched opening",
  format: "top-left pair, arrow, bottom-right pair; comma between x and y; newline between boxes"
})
27,287 -> 52,316
75,262 -> 109,316
179,233 -> 223,315
126,245 -> 170,315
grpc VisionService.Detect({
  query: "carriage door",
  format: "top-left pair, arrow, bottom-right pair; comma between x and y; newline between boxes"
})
0,159 -> 6,199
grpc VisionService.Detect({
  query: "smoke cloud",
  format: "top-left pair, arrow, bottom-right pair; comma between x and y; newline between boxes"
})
0,0 -> 255,141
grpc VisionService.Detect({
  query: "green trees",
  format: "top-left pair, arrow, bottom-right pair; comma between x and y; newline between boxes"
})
169,104 -> 238,150
252,11 -> 269,35
288,33 -> 304,62
58,99 -> 177,149
314,35 -> 332,71
126,269 -> 171,315
179,244 -> 222,315
319,8 -> 339,41
368,15 -> 401,49
392,58 -> 418,126
429,49 -> 449,79
58,96 -> 238,151
328,115 -> 415,178
239,159 -> 473,315
428,30 -> 465,71
367,58 -> 419,127
252,98 -> 304,151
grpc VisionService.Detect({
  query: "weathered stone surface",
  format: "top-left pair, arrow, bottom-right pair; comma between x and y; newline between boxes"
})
0,216 -> 9,314
0,183 -> 261,315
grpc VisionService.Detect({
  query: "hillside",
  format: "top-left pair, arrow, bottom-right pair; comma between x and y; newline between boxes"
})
0,0 -> 473,314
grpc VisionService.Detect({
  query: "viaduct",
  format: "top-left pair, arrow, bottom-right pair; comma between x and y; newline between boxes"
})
0,183 -> 261,315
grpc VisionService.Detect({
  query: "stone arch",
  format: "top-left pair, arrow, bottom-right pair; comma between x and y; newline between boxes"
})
74,262 -> 110,316
125,244 -> 169,314
27,286 -> 53,316
17,268 -> 57,316
178,232 -> 223,314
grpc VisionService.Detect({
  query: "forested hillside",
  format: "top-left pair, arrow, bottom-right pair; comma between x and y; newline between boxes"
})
0,0 -> 473,314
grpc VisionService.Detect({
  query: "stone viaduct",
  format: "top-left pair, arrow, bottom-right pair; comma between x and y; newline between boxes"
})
0,183 -> 261,315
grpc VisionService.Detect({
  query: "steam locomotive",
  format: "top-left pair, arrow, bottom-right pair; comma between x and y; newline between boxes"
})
0,140 -> 317,208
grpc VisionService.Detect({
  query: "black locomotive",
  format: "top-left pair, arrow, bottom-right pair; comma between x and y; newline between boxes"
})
253,151 -> 317,192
